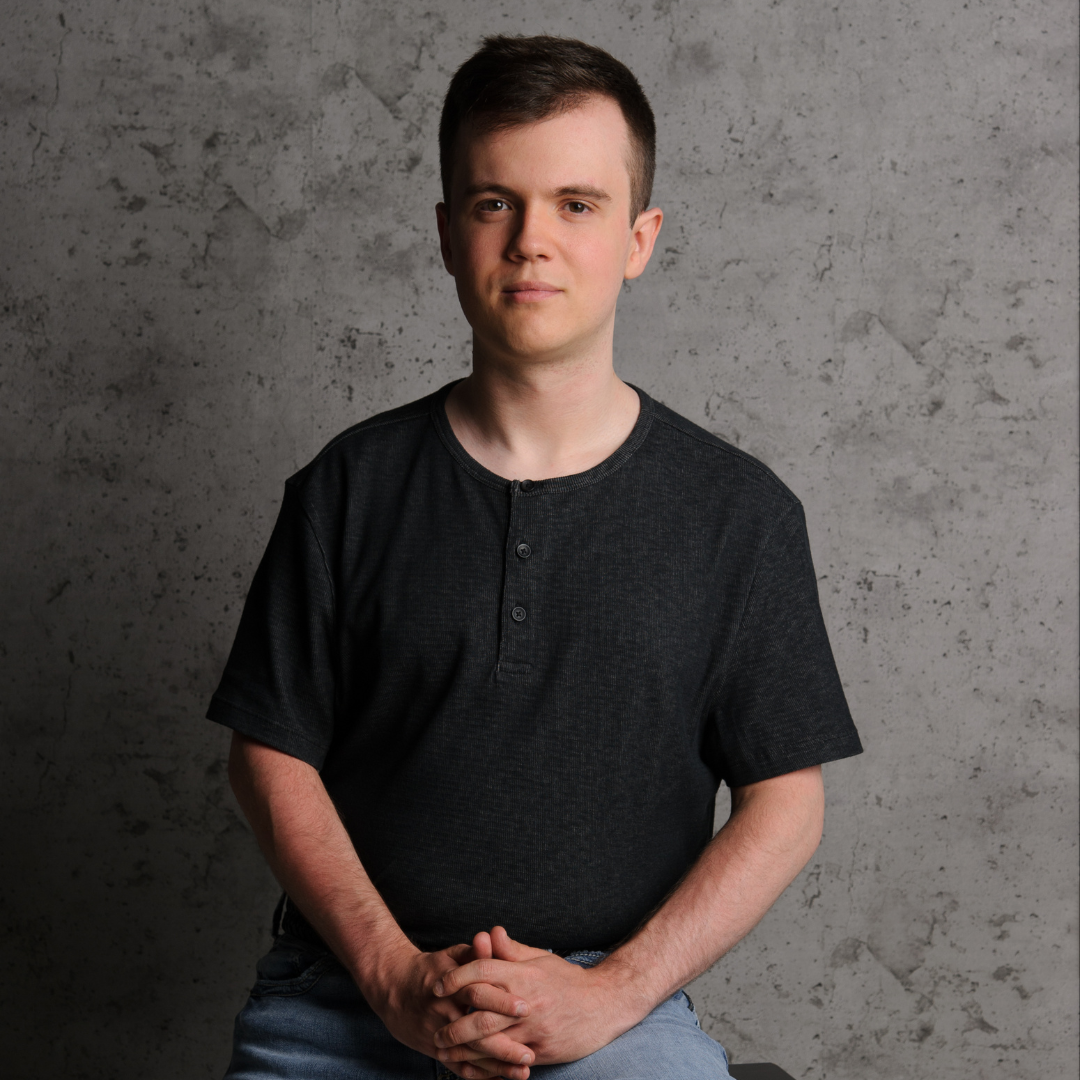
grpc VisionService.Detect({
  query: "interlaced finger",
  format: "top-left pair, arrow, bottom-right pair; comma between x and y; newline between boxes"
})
435,1007 -> 527,1053
453,982 -> 529,1021
441,1030 -> 535,1067
436,958 -> 514,997
445,1056 -> 530,1080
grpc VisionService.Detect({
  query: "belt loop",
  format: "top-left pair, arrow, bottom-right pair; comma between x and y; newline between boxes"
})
271,892 -> 287,938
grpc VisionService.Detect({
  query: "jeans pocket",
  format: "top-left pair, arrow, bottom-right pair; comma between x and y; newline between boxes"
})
250,937 -> 337,998
680,989 -> 703,1028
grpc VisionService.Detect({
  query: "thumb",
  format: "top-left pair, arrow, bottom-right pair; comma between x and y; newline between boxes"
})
471,930 -> 493,960
490,924 -> 547,961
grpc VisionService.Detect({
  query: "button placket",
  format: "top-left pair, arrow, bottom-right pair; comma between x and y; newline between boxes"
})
497,480 -> 534,674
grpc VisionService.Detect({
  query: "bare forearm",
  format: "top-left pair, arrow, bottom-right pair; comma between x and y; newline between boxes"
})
229,732 -> 536,1077
228,732 -> 413,997
597,765 -> 825,1020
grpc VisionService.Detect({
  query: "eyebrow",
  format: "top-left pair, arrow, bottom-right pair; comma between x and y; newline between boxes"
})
463,182 -> 612,202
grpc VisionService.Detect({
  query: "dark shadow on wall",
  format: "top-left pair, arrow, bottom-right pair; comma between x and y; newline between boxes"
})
3,573 -> 282,1077
1,189 -> 301,1079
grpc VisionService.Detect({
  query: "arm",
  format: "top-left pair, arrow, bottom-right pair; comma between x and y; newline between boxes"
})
432,765 -> 824,1069
600,764 -> 825,1014
227,732 -> 535,1078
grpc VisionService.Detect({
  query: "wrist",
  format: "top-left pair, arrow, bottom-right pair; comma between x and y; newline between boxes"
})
349,934 -> 420,1009
588,953 -> 656,1034
587,959 -> 652,1032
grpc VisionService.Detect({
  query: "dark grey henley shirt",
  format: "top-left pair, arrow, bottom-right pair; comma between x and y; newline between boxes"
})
208,381 -> 862,954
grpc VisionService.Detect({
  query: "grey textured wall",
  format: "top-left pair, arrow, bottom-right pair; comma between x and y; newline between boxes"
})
2,1 -> 1076,1077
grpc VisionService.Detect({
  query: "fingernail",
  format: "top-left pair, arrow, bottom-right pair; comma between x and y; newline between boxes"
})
520,1053 -> 531,1064
433,980 -> 444,996
434,1034 -> 445,1049
515,1002 -> 528,1016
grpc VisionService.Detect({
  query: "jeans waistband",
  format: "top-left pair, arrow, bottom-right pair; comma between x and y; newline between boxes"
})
276,895 -> 331,950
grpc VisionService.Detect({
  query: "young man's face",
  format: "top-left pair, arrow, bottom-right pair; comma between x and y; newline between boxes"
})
437,95 -> 662,367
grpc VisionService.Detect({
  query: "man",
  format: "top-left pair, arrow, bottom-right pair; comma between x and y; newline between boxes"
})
209,35 -> 861,1080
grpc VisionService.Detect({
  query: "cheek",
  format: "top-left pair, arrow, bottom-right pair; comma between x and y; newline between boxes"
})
570,235 -> 629,305
449,226 -> 499,285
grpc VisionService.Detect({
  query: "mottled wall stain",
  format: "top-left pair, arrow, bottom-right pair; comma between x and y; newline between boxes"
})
1,1 -> 1076,1078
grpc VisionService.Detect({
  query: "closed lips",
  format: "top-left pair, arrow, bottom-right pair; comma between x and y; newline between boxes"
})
502,281 -> 561,299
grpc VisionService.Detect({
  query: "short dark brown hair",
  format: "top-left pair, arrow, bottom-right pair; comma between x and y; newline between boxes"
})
439,35 -> 657,222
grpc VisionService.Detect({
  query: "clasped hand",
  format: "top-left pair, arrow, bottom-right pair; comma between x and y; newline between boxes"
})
367,936 -> 534,1080
429,926 -> 626,1079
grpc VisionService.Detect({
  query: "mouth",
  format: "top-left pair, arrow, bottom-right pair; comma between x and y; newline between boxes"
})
501,281 -> 562,303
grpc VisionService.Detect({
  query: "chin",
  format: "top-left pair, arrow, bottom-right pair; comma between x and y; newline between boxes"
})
499,329 -> 580,362
474,319 -> 568,361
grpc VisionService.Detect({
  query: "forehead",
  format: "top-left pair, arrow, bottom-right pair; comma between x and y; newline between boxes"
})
453,95 -> 633,197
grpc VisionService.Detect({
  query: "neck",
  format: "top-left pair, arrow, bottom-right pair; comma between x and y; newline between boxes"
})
444,350 -> 641,482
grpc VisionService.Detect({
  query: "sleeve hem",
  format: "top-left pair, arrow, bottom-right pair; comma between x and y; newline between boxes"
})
206,696 -> 329,771
723,736 -> 864,788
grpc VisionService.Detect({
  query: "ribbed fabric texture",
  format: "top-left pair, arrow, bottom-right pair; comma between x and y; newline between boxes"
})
208,381 -> 861,954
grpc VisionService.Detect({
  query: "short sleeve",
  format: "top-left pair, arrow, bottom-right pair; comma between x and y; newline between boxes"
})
206,482 -> 337,769
709,501 -> 862,786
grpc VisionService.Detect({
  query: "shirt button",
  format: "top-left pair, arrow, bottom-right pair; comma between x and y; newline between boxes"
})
519,479 -> 534,491
511,606 -> 527,622
516,543 -> 532,559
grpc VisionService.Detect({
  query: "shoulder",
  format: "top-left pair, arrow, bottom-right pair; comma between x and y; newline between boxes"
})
641,392 -> 802,518
308,388 -> 437,468
278,386 -> 448,537
286,386 -> 441,491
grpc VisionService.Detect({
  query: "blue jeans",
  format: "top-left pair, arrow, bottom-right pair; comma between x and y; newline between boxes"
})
225,936 -> 732,1079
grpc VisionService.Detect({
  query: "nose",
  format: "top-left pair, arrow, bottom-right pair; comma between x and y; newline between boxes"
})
506,203 -> 552,262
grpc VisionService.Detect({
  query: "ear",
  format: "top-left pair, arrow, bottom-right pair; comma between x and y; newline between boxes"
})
623,205 -> 664,281
436,202 -> 455,276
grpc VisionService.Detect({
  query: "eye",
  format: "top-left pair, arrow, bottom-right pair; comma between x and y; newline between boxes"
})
478,198 -> 509,212
565,201 -> 590,214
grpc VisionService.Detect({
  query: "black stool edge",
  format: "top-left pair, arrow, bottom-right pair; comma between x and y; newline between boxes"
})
729,1064 -> 797,1080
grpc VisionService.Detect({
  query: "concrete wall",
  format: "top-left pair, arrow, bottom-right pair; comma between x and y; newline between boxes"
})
2,1 -> 1075,1077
